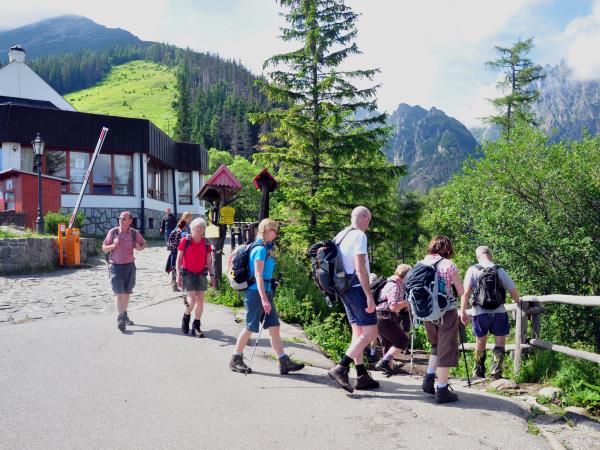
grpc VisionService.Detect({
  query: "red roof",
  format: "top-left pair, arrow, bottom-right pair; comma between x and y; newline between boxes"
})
204,164 -> 242,190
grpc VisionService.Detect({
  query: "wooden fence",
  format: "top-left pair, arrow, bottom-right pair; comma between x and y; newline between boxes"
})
0,211 -> 26,227
464,295 -> 600,374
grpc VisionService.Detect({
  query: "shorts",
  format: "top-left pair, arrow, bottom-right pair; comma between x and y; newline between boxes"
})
423,308 -> 459,367
340,285 -> 378,326
109,262 -> 136,294
182,270 -> 208,292
244,289 -> 280,333
472,312 -> 510,337
377,311 -> 409,350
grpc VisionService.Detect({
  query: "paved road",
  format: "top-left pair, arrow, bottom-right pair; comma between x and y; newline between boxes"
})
0,244 -> 550,449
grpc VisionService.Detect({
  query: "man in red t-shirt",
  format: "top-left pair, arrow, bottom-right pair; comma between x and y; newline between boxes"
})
176,217 -> 216,337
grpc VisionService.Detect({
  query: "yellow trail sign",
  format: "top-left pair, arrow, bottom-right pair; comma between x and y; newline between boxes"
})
219,206 -> 235,225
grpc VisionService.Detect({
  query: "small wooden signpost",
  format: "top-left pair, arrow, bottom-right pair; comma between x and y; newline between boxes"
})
197,165 -> 242,284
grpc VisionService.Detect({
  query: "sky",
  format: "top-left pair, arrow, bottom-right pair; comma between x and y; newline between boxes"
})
2,0 -> 599,127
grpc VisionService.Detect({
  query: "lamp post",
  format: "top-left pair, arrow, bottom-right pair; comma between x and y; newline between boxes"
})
32,132 -> 45,234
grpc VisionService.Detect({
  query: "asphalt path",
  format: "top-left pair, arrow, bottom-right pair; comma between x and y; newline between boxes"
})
0,298 -> 549,449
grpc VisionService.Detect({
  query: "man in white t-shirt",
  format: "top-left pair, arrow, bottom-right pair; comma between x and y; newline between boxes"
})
460,246 -> 520,380
327,206 -> 380,393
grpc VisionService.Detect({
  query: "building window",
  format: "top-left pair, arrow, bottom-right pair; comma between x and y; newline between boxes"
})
69,151 -> 90,194
147,162 -> 168,201
178,172 -> 192,204
148,217 -> 155,229
3,178 -> 15,210
20,146 -> 34,172
44,150 -> 133,196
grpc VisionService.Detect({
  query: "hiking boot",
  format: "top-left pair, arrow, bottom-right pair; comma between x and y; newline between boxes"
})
123,312 -> 134,326
117,313 -> 127,332
279,355 -> 305,375
181,314 -> 191,335
354,372 -> 380,390
229,354 -> 251,374
328,365 -> 353,393
434,385 -> 458,404
191,319 -> 204,338
490,346 -> 505,380
474,350 -> 486,378
422,373 -> 436,395
375,358 -> 395,376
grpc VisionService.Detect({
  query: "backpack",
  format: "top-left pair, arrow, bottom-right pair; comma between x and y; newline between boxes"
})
105,228 -> 138,264
167,229 -> 182,252
307,227 -> 356,304
403,258 -> 451,325
180,236 -> 211,271
370,277 -> 394,305
226,241 -> 267,291
473,264 -> 506,309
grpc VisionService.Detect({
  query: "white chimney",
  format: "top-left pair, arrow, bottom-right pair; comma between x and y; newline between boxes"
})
8,45 -> 26,63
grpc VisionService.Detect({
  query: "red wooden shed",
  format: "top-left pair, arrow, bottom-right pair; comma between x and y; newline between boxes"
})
0,169 -> 65,229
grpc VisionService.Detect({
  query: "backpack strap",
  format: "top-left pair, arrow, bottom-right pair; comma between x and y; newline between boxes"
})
334,226 -> 356,245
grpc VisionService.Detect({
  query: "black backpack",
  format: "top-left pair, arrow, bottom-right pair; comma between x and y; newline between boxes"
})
404,259 -> 450,325
371,277 -> 394,305
473,264 -> 506,309
167,229 -> 182,251
227,241 -> 267,291
307,227 -> 355,304
105,228 -> 138,264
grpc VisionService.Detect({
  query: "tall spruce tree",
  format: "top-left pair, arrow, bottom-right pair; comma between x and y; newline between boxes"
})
173,61 -> 192,142
485,37 -> 545,138
250,0 -> 404,246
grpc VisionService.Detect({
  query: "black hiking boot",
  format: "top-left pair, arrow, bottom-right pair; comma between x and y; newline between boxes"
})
181,313 -> 191,335
434,384 -> 458,404
328,365 -> 353,393
354,372 -> 380,390
474,350 -> 486,378
123,311 -> 134,326
117,313 -> 127,332
375,358 -> 395,376
229,354 -> 251,374
422,373 -> 436,395
191,319 -> 204,338
279,355 -> 305,375
490,346 -> 505,380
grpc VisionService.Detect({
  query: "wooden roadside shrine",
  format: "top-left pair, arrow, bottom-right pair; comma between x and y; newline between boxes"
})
197,164 -> 242,284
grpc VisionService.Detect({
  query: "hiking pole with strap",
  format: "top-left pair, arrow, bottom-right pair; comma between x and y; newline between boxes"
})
408,307 -> 415,375
459,322 -> 471,387
245,312 -> 267,376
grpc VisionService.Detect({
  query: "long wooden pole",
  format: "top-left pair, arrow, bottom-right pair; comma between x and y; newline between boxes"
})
523,295 -> 600,306
530,339 -> 600,364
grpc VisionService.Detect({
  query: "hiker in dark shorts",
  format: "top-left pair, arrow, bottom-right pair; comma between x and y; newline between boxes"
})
159,207 -> 177,244
102,211 -> 146,332
460,246 -> 521,379
374,264 -> 411,375
176,218 -> 216,337
229,218 -> 304,375
328,206 -> 380,393
420,235 -> 464,404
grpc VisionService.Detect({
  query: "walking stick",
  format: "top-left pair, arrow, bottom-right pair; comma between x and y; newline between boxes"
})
407,307 -> 415,375
245,313 -> 267,376
459,323 -> 471,387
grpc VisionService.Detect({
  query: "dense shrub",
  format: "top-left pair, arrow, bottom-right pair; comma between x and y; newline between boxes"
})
43,211 -> 84,234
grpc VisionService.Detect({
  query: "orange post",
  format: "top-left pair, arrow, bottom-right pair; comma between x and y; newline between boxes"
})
65,228 -> 81,266
57,223 -> 65,266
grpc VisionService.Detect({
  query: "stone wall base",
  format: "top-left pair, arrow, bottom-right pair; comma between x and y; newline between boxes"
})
0,237 -> 97,275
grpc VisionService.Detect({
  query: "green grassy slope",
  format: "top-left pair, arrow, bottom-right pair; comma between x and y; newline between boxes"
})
65,60 -> 177,137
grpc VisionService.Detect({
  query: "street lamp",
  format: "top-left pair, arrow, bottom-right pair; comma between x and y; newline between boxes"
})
31,132 -> 45,234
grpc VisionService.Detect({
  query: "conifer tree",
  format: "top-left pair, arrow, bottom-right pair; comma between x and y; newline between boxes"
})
250,0 -> 404,244
485,37 -> 545,138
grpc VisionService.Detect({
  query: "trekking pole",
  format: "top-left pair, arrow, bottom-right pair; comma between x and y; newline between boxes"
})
245,313 -> 267,376
459,322 -> 471,387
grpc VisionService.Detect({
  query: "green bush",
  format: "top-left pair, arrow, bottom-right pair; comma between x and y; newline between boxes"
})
44,211 -> 84,234
305,313 -> 352,361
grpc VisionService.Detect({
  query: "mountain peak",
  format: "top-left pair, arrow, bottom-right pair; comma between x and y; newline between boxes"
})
0,15 -> 142,62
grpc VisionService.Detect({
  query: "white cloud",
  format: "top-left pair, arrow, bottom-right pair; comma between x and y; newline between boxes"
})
564,0 -> 600,80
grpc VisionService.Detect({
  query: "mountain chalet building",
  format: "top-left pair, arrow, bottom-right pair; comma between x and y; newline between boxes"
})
0,45 -> 208,236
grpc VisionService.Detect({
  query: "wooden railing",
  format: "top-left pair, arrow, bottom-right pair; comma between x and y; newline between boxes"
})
464,295 -> 600,374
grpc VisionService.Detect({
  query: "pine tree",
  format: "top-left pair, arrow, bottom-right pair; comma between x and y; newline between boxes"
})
485,37 -> 545,138
173,62 -> 192,142
250,0 -> 404,245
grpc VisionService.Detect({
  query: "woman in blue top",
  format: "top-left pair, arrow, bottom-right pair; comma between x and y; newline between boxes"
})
229,218 -> 304,375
